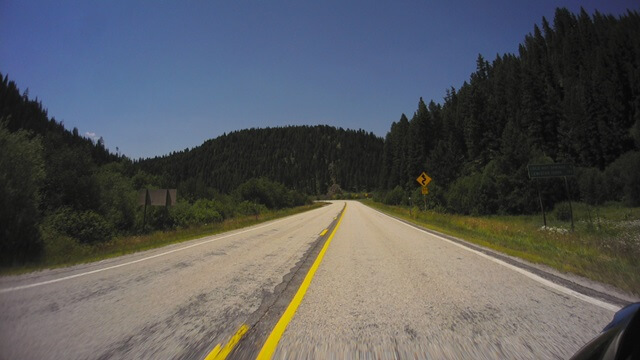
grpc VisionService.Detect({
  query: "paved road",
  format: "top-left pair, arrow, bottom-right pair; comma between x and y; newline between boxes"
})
0,200 -> 628,359
0,202 -> 343,360
273,201 -> 619,359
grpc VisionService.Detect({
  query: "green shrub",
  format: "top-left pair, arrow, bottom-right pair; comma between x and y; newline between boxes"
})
372,191 -> 386,203
236,178 -> 283,209
145,206 -> 174,230
554,202 -> 573,222
578,167 -> 606,206
191,199 -> 224,224
384,185 -> 405,205
0,123 -> 45,264
41,231 -> 90,264
169,200 -> 195,228
236,201 -> 268,216
604,151 -> 640,206
446,175 -> 476,214
446,172 -> 498,215
288,189 -> 310,206
95,163 -> 137,233
234,177 -> 309,209
47,207 -> 113,244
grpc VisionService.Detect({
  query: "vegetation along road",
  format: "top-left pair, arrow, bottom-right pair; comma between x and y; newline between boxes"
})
1,201 -> 634,359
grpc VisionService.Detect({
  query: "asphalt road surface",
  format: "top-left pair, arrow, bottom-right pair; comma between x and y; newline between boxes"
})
0,201 -> 631,359
0,203 -> 343,359
273,202 -> 622,359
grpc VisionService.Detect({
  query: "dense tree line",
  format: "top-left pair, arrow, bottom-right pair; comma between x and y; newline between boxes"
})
3,7 -> 640,265
378,8 -> 640,214
0,74 -> 315,265
1,73 -> 130,265
136,125 -> 383,198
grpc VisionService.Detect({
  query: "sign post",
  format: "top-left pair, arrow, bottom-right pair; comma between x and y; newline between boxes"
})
534,179 -> 546,227
416,172 -> 432,212
138,189 -> 177,231
527,164 -> 575,230
564,176 -> 575,231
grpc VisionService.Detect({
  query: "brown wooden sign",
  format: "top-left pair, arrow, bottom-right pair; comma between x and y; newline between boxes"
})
138,189 -> 177,206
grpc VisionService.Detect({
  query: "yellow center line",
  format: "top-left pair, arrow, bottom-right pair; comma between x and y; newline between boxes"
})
256,204 -> 347,359
204,324 -> 249,360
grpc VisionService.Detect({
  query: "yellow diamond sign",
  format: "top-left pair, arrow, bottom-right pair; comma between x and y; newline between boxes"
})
416,172 -> 432,187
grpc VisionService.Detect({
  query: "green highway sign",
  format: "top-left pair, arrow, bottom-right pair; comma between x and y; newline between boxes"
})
527,163 -> 575,179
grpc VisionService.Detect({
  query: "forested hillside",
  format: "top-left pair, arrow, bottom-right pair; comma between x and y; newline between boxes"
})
136,126 -> 383,198
2,7 -> 640,266
1,73 -> 128,264
0,74 -> 119,167
0,73 -> 380,265
379,8 -> 640,214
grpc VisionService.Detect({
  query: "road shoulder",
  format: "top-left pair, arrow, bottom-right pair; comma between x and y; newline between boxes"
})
364,203 -> 639,307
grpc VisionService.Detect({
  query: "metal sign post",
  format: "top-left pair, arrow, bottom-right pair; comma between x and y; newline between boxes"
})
416,172 -> 432,212
564,176 -> 575,231
535,179 -> 546,227
528,164 -> 575,230
421,186 -> 428,211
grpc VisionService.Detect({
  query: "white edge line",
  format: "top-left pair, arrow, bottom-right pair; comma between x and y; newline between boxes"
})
373,207 -> 621,312
0,209 -> 325,294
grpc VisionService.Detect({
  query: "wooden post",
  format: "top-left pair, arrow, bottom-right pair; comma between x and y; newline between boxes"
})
142,201 -> 147,231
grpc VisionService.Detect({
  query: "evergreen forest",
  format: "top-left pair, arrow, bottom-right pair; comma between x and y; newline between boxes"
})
378,8 -> 640,213
1,8 -> 640,266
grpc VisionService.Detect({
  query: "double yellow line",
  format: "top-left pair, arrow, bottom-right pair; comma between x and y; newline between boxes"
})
204,204 -> 347,360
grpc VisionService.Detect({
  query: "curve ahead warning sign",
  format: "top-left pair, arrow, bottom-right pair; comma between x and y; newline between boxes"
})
416,172 -> 432,187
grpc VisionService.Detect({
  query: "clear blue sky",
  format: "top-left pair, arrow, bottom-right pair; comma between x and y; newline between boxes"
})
1,0 -> 637,159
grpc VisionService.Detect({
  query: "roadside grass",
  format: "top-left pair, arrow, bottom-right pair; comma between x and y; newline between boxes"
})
0,203 -> 326,276
363,200 -> 640,295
